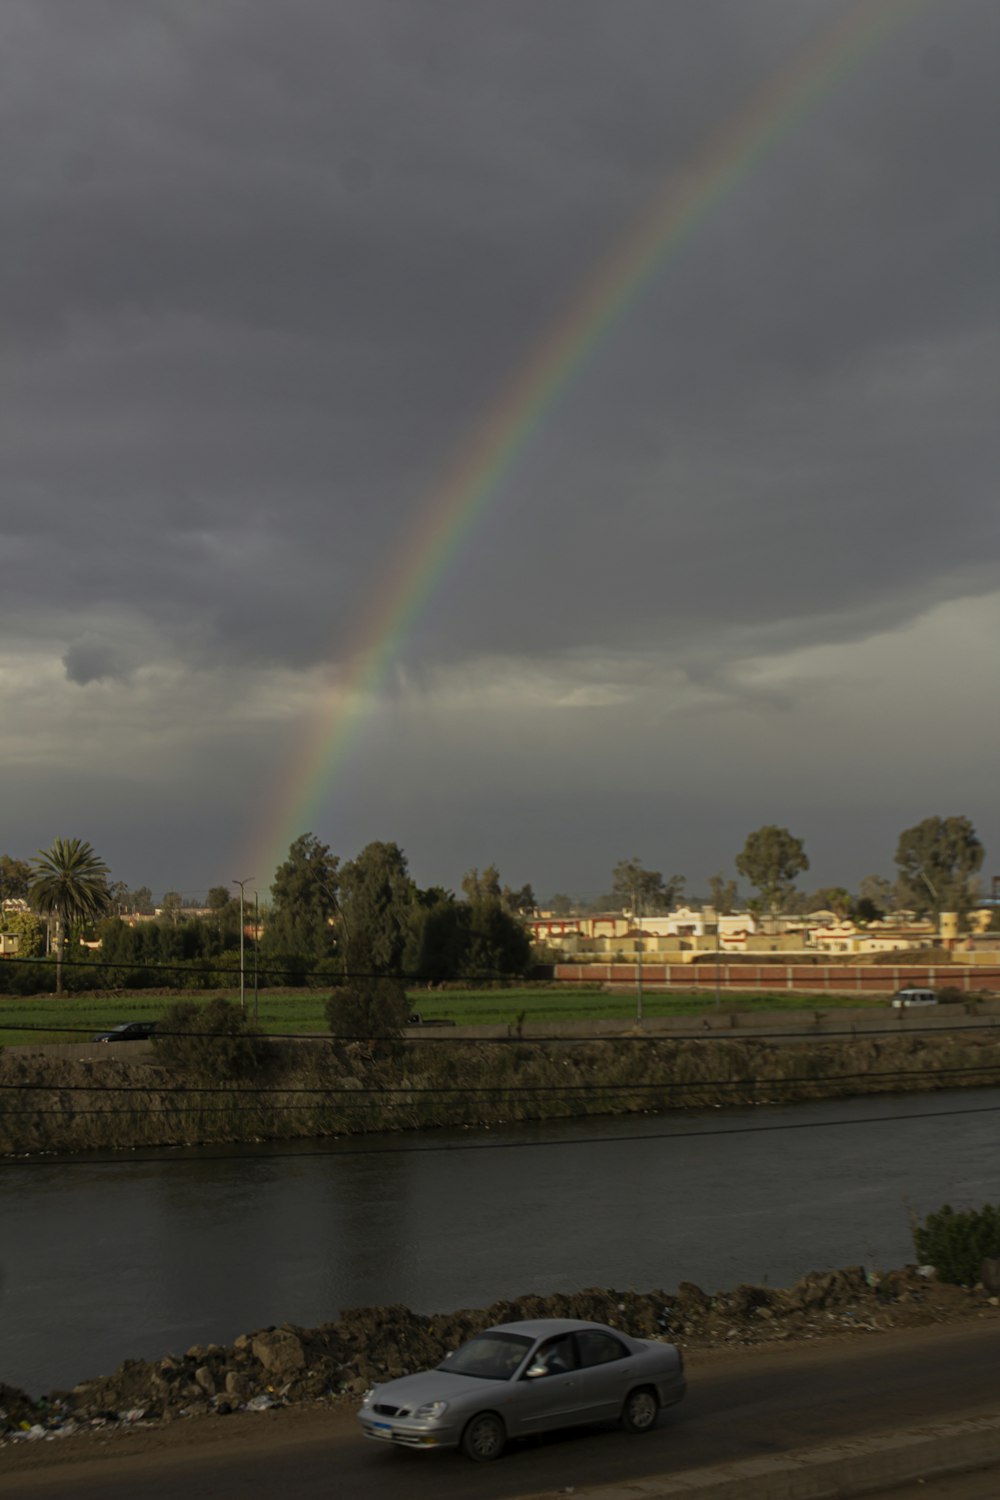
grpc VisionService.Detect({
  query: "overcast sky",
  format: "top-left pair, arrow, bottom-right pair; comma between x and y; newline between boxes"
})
2,0 -> 997,903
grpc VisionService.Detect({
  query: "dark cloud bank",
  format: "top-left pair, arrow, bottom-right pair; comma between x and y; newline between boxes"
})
1,0 -> 996,892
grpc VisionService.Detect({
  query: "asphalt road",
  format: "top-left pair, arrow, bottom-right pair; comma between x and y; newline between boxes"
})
3,1321 -> 998,1500
873,1468 -> 1000,1500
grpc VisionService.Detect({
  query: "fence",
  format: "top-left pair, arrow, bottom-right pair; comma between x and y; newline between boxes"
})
553,962 -> 1000,993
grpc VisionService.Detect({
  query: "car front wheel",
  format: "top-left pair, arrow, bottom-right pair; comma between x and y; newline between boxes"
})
460,1411 -> 506,1462
621,1386 -> 658,1433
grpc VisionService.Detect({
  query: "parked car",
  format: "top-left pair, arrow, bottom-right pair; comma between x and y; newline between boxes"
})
91,1021 -> 157,1043
357,1317 -> 686,1461
890,989 -> 938,1009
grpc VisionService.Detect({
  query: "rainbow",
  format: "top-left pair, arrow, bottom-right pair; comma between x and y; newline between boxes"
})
249,0 -> 930,883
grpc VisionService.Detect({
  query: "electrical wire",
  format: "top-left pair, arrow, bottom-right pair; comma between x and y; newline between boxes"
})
2,1100 -> 999,1166
0,952 -> 523,984
1,1019 -> 997,1046
5,1073 -> 1000,1118
4,948 -> 994,992
2,1059 -> 1000,1098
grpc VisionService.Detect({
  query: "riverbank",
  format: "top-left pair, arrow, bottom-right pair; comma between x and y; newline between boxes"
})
3,1029 -> 1000,1156
3,1263 -> 999,1454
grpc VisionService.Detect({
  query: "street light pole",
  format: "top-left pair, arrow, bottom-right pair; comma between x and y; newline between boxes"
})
714,908 -> 722,1008
253,891 -> 259,1023
232,877 -> 254,1013
634,889 -> 643,1024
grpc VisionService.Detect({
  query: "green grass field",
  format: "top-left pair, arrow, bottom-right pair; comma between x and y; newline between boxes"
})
0,984 -> 890,1047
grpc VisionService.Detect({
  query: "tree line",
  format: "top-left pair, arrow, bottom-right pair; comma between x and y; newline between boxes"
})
0,835 -> 533,995
548,816 -> 988,923
0,814 -> 991,996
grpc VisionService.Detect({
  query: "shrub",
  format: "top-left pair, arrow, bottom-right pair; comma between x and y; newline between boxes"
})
911,1202 -> 1000,1286
0,958 -> 57,995
154,998 -> 276,1081
325,978 -> 410,1040
1,911 -> 45,960
257,952 -> 309,987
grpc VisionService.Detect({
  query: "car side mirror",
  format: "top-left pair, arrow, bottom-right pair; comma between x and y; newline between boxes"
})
524,1363 -> 547,1379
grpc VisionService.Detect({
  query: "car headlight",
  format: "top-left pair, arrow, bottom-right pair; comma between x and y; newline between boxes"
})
414,1400 -> 449,1419
360,1388 -> 375,1408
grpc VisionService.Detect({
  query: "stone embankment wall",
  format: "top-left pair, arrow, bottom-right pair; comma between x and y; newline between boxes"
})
3,1028 -> 1000,1155
3,1264 -> 999,1443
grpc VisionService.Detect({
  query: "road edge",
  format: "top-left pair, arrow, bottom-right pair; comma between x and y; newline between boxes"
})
525,1412 -> 1000,1500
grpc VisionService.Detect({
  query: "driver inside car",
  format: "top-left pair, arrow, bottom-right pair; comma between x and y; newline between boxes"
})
535,1336 -> 575,1375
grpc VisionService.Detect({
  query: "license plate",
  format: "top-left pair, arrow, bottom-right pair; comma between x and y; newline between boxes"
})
374,1421 -> 392,1434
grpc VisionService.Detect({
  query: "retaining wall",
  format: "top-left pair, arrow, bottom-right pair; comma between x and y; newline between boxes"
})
554,961 -> 1000,993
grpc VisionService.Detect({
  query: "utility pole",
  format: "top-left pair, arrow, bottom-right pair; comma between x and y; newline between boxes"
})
253,890 -> 259,1023
233,877 -> 254,1013
714,907 -> 722,1008
634,889 -> 643,1023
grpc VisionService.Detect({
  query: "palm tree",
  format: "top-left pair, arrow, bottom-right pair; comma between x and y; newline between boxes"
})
29,838 -> 111,994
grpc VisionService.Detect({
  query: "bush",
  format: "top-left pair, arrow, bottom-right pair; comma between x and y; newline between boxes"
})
256,952 -> 309,987
154,998 -> 276,1081
325,978 -> 410,1040
911,1202 -> 1000,1286
0,958 -> 57,995
310,956 -> 347,986
1,911 -> 44,960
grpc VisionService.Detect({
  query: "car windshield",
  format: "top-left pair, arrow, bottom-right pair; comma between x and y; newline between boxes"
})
438,1332 -> 533,1380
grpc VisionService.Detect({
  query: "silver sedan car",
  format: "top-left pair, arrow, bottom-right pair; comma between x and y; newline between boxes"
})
357,1317 -> 686,1461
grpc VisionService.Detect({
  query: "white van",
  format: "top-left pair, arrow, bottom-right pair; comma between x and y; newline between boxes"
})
891,988 -> 938,1008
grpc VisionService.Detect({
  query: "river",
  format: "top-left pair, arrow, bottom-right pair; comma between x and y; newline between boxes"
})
2,1087 -> 998,1395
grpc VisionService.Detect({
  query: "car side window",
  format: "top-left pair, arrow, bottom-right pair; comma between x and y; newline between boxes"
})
532,1334 -> 577,1375
575,1330 -> 628,1367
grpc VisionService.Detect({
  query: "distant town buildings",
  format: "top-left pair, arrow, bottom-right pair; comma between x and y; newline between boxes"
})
528,904 -> 998,966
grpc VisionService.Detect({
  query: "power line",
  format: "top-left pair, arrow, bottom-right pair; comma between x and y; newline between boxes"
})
2,1100 -> 998,1167
1,1017 -> 998,1046
5,949 -> 995,996
5,1069 -> 1000,1117
2,1059 -> 999,1098
0,953 -> 528,985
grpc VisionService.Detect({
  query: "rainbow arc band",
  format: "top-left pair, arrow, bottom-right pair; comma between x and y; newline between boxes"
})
250,0 -> 932,881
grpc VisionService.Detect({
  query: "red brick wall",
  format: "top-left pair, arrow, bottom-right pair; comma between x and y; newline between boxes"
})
553,962 -> 1000,992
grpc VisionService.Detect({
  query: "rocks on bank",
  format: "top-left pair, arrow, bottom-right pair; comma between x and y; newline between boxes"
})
3,1265 -> 998,1445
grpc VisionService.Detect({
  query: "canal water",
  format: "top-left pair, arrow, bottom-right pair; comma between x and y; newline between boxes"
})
2,1087 -> 998,1395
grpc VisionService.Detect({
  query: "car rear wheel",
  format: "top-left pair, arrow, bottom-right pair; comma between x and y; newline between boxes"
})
461,1411 -> 506,1462
621,1386 -> 658,1433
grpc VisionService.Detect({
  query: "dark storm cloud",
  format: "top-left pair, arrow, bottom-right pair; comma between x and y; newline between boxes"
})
63,637 -> 131,685
2,0 -> 997,686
